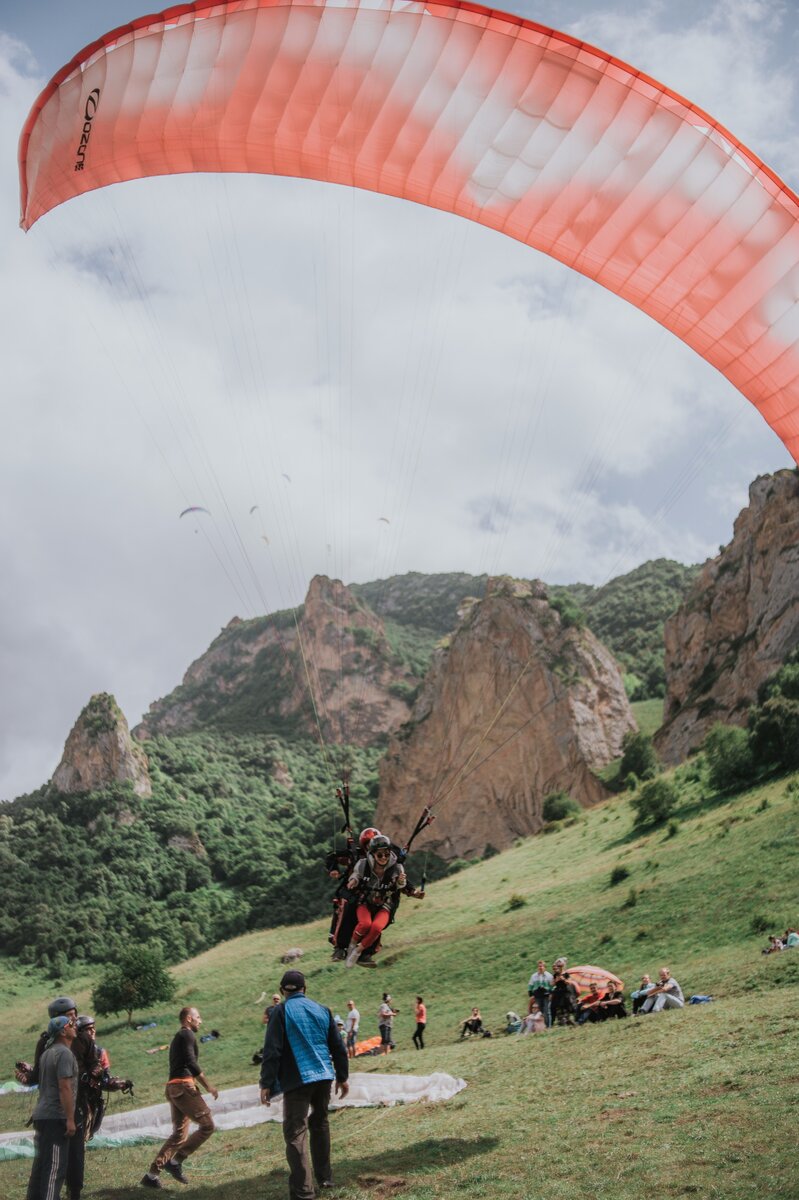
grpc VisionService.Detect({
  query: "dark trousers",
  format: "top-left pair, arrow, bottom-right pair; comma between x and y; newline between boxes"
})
283,1080 -> 333,1200
66,1124 -> 85,1198
412,1022 -> 426,1049
27,1119 -> 69,1200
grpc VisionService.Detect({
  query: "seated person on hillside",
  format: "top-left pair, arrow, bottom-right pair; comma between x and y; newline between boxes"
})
505,1012 -> 523,1035
784,928 -> 799,949
576,982 -> 606,1025
459,1008 -> 484,1039
550,974 -> 578,1026
520,1000 -> 545,1035
639,967 -> 684,1013
599,985 -> 627,1019
762,935 -> 784,955
630,975 -> 655,1015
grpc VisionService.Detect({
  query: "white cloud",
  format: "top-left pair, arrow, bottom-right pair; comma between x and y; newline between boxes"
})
0,4 -> 794,799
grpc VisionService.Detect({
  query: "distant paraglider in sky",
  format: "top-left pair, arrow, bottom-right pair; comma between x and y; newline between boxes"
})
17,0 -> 799,463
378,517 -> 390,524
249,505 -> 259,515
179,506 -> 211,519
282,474 -> 292,485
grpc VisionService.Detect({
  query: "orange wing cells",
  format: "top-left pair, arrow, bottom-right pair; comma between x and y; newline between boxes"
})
18,0 -> 799,462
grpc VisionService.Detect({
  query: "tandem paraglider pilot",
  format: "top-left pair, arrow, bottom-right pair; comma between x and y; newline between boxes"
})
260,969 -> 349,1199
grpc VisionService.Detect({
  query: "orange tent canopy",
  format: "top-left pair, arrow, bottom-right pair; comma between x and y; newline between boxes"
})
566,965 -> 623,997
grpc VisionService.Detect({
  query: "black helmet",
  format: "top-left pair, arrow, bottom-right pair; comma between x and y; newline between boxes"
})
368,835 -> 391,853
48,996 -> 78,1018
76,1015 -> 96,1031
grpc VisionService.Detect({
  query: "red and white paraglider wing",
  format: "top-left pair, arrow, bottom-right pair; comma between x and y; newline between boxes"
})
19,0 -> 799,461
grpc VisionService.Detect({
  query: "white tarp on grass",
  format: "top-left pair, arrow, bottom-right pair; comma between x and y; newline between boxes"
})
0,1072 -> 466,1161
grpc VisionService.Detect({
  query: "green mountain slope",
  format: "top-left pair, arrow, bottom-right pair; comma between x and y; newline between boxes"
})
1,767 -> 796,1198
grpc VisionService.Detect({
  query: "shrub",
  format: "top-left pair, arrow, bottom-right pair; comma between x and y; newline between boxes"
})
507,894 -> 527,911
609,865 -> 630,887
750,914 -> 771,935
704,723 -> 755,792
542,791 -> 582,822
749,697 -> 799,771
621,887 -> 638,909
631,776 -> 678,827
666,818 -> 680,838
619,731 -> 659,785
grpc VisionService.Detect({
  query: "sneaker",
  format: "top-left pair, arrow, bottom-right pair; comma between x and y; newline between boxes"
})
164,1160 -> 188,1184
344,942 -> 362,968
356,957 -> 377,968
140,1176 -> 163,1190
331,948 -> 346,962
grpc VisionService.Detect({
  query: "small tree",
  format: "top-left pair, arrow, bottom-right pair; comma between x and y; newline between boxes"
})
704,723 -> 755,792
619,731 -> 659,785
92,945 -> 176,1026
631,776 -> 677,827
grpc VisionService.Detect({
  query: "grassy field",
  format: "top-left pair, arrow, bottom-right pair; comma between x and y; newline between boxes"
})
630,697 -> 664,738
1,765 -> 797,1198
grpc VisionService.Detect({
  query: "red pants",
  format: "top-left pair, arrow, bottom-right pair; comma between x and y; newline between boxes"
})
354,905 -> 390,949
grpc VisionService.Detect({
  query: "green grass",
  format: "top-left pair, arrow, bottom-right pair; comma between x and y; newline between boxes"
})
630,696 -> 664,738
2,769 -> 797,1197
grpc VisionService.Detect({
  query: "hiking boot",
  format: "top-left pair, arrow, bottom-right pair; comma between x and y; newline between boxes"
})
356,956 -> 377,968
140,1176 -> 163,1189
331,948 -> 346,962
164,1160 -> 188,1184
344,942 -> 362,968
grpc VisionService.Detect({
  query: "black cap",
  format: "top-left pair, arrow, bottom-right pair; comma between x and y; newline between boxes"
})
280,970 -> 306,993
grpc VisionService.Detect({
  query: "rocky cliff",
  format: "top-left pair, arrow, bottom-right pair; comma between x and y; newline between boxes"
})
656,469 -> 799,764
135,576 -> 417,744
376,577 -> 635,860
52,693 -> 152,797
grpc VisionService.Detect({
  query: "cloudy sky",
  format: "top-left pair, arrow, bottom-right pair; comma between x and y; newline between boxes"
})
0,0 -> 796,800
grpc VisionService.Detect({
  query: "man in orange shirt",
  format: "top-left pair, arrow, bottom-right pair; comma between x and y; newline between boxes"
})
413,996 -> 427,1049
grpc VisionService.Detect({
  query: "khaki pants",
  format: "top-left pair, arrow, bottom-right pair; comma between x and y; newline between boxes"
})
283,1080 -> 333,1200
149,1082 -> 215,1174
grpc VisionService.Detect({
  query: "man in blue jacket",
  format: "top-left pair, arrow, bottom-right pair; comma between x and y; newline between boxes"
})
260,970 -> 349,1199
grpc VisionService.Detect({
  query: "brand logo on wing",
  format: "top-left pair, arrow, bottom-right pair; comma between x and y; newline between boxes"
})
75,89 -> 101,172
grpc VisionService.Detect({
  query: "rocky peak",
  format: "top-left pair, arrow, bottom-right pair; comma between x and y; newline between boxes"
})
136,576 -> 417,744
656,468 -> 799,764
376,576 -> 635,860
52,693 -> 152,798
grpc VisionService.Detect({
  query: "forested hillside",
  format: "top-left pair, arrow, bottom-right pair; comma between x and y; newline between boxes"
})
0,735 -> 383,975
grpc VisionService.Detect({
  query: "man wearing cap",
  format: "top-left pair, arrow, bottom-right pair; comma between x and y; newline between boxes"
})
260,970 -> 349,1199
26,1013 -> 78,1200
141,1007 -> 218,1189
16,996 -> 92,1200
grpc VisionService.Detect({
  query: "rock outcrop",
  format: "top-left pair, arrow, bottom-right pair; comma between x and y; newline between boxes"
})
136,576 -> 417,745
376,577 -> 635,861
656,469 -> 799,764
52,693 -> 152,797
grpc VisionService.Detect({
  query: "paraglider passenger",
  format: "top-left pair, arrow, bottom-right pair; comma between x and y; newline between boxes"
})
344,835 -> 406,968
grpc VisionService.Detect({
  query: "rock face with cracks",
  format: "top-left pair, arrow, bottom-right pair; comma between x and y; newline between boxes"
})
135,575 -> 417,745
52,693 -> 152,797
376,577 -> 635,861
656,469 -> 799,765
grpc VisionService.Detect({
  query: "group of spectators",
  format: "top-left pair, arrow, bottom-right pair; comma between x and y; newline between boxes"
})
762,928 -> 799,954
525,959 -> 686,1028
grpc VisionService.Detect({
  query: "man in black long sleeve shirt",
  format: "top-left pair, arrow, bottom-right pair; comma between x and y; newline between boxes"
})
141,1007 -> 218,1189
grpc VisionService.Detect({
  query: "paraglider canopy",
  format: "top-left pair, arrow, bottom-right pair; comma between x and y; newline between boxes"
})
18,0 -> 799,462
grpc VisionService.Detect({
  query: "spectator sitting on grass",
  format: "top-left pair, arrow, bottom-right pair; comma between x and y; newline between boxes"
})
520,1000 -> 545,1035
639,967 -> 684,1013
599,984 -> 627,1020
459,1008 -> 484,1040
505,1012 -> 523,1035
576,982 -> 606,1025
630,975 -> 655,1015
784,929 -> 799,949
762,935 -> 784,955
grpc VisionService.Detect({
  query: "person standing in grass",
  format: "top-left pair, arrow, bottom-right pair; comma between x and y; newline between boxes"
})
344,999 -> 360,1060
141,1007 -> 218,1190
527,960 -> 554,1028
377,994 -> 399,1053
412,996 -> 427,1049
26,1014 -> 78,1200
260,970 -> 349,1199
